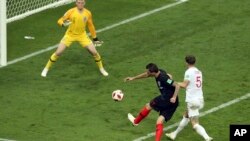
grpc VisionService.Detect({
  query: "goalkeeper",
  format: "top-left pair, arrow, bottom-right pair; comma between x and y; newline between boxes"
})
41,0 -> 108,77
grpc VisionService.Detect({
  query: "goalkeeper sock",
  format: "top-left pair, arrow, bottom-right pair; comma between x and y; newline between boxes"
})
93,53 -> 103,69
155,124 -> 163,141
45,53 -> 59,69
134,106 -> 151,124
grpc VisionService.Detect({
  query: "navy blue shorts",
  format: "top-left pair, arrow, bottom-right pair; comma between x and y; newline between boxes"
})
150,95 -> 178,122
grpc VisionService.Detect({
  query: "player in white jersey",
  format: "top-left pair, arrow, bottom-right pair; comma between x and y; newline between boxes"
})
166,55 -> 213,141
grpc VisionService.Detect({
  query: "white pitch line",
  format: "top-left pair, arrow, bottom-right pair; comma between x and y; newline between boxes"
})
0,138 -> 16,141
133,93 -> 250,141
0,0 -> 188,68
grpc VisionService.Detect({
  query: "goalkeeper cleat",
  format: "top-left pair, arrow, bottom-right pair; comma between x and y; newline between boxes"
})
99,68 -> 109,76
165,132 -> 176,140
41,68 -> 49,77
128,113 -> 138,126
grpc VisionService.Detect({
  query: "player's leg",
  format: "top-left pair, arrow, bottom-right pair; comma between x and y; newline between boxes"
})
86,44 -> 108,76
155,116 -> 165,141
166,110 -> 189,140
41,43 -> 67,77
189,100 -> 213,141
128,103 -> 152,126
41,34 -> 72,77
79,34 -> 108,76
129,95 -> 169,125
191,117 -> 212,141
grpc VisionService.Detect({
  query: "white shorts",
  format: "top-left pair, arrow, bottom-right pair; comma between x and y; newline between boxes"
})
187,99 -> 204,117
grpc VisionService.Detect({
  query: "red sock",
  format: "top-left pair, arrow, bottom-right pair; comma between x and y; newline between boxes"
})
134,107 -> 150,124
155,124 -> 163,141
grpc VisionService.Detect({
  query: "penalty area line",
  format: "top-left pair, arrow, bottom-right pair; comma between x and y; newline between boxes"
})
0,0 -> 189,68
133,93 -> 250,141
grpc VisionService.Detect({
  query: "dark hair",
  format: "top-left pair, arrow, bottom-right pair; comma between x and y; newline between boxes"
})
146,63 -> 159,73
185,55 -> 196,65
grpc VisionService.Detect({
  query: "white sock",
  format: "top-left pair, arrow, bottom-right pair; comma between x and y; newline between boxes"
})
193,124 -> 210,139
173,116 -> 190,136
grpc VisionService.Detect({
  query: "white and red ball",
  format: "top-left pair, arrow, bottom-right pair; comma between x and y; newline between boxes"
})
112,90 -> 124,101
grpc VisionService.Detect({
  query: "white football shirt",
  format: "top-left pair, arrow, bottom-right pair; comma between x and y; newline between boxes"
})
184,67 -> 204,102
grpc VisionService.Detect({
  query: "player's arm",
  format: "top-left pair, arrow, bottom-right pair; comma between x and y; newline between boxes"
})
167,73 -> 173,79
87,11 -> 96,38
165,78 -> 180,103
87,11 -> 103,46
171,82 -> 180,102
57,9 -> 73,27
178,80 -> 189,88
179,71 -> 190,88
124,72 -> 149,82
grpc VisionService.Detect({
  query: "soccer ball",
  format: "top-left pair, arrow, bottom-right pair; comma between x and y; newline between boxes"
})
112,90 -> 124,101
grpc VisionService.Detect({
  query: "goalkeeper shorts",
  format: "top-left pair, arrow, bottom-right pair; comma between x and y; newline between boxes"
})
60,33 -> 92,47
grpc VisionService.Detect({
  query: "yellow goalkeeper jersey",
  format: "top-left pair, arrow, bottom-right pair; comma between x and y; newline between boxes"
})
58,7 -> 96,38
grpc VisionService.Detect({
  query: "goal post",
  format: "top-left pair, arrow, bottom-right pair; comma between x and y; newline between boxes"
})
0,0 -> 75,66
0,0 -> 7,66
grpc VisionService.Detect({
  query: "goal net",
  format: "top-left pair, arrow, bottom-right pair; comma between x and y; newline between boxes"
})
7,0 -> 74,23
0,0 -> 74,66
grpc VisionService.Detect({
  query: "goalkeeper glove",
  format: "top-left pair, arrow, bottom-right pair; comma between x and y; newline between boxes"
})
62,20 -> 72,27
93,37 -> 104,47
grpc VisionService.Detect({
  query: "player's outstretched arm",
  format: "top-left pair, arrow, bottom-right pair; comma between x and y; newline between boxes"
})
124,72 -> 149,82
